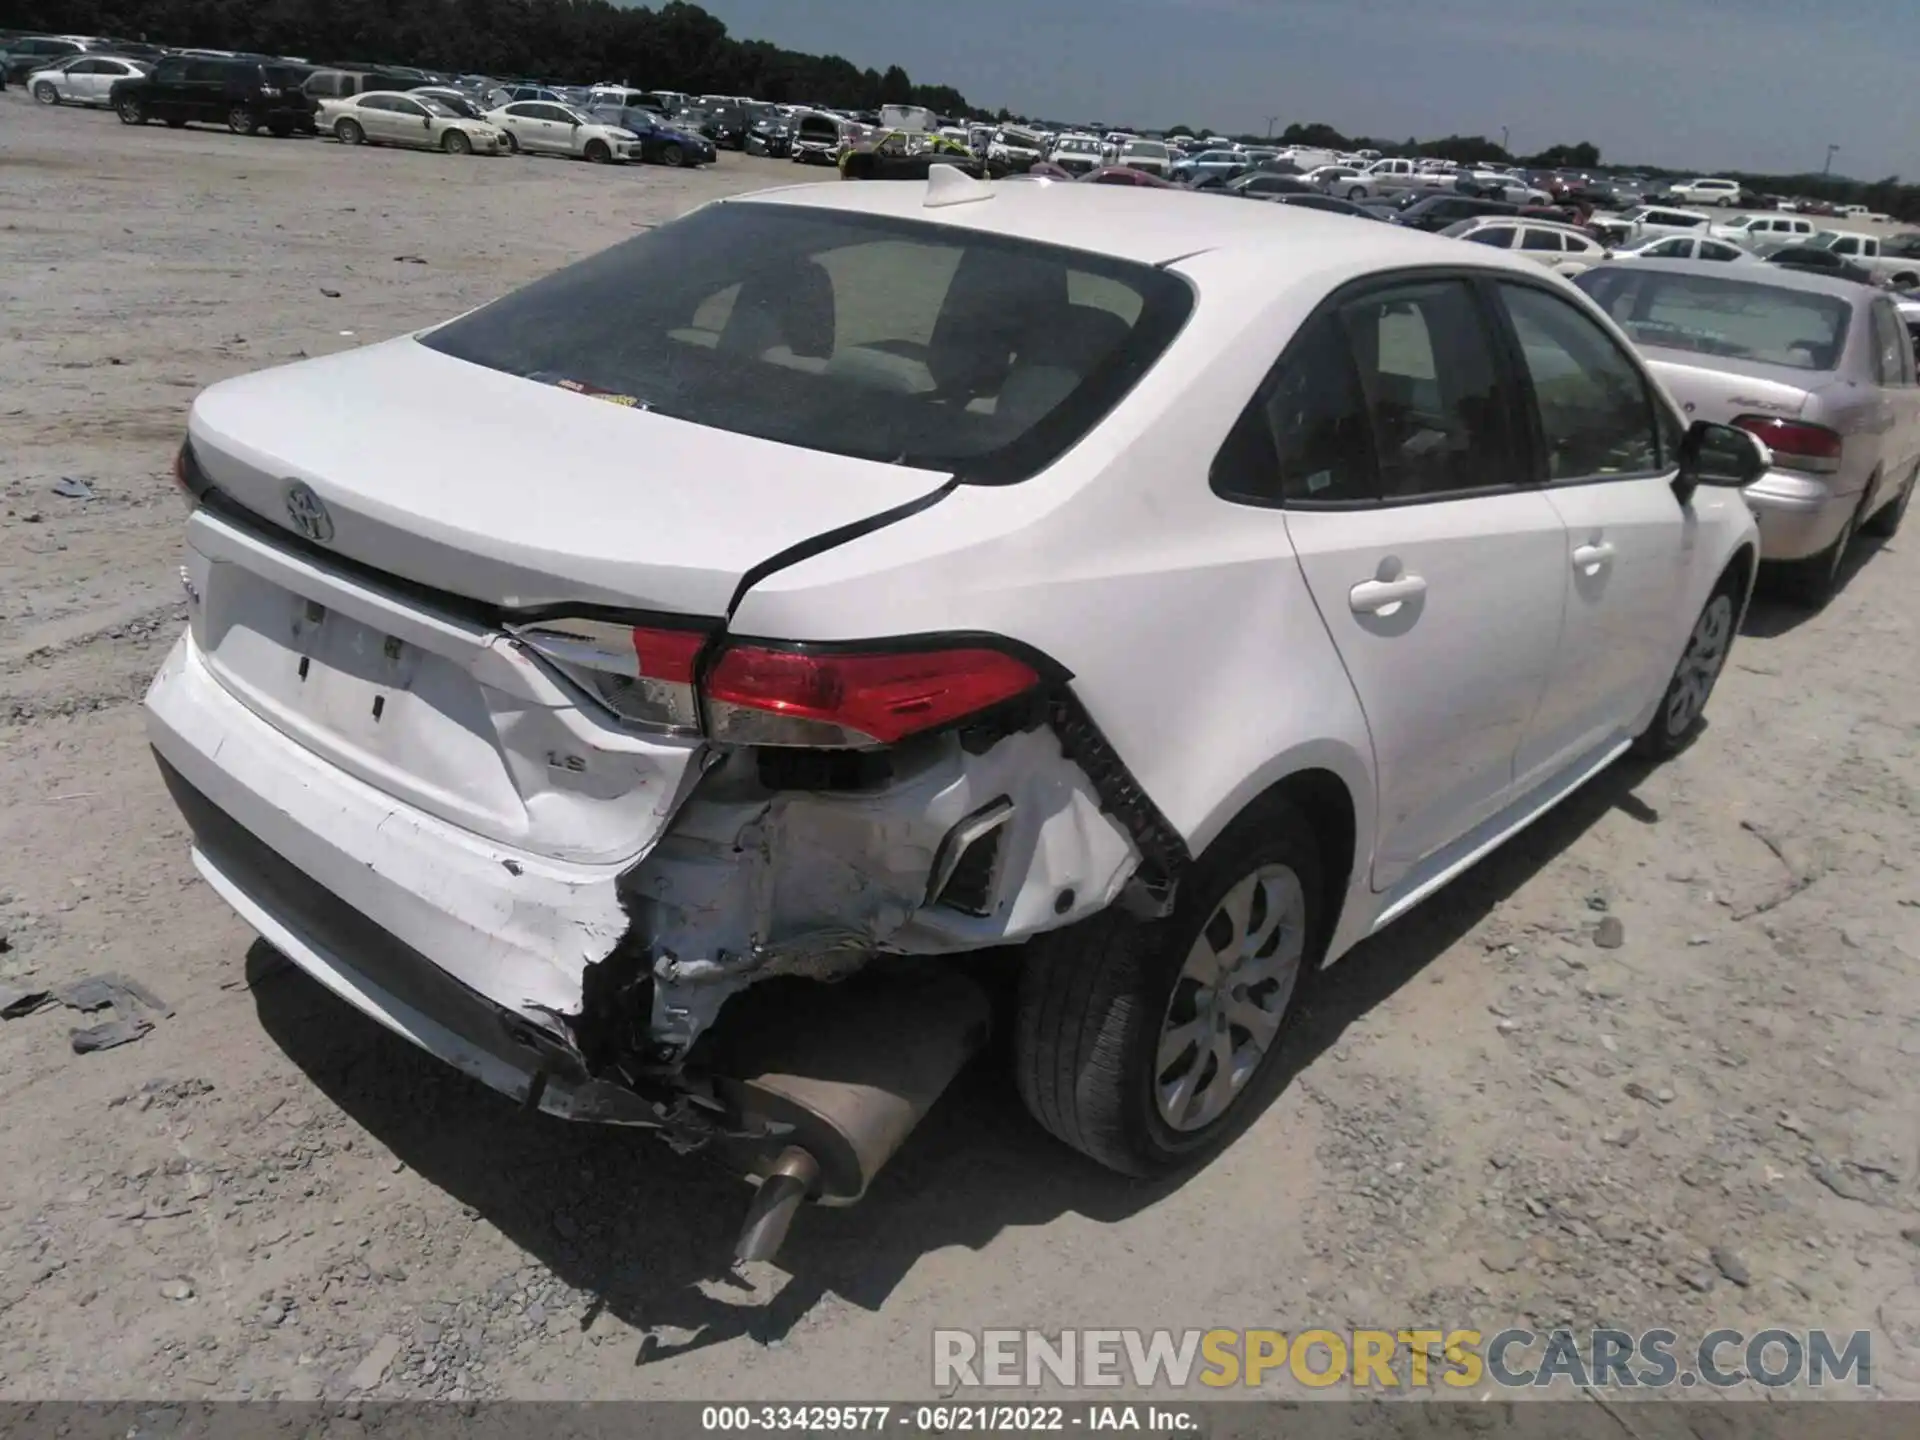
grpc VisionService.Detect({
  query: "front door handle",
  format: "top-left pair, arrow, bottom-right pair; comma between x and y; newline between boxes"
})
1349,575 -> 1427,614
1572,541 -> 1616,571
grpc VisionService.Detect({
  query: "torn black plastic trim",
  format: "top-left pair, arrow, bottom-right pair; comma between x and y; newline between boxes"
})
1047,692 -> 1190,910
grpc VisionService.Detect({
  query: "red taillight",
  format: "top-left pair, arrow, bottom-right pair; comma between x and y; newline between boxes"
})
1733,415 -> 1842,474
514,619 -> 707,734
704,644 -> 1041,748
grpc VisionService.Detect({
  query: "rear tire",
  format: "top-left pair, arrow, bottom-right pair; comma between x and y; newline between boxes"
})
1347,185 -> 1367,201
227,106 -> 257,136
1633,575 -> 1739,760
1863,465 -> 1914,538
117,97 -> 146,125
584,138 -> 611,163
335,118 -> 364,146
442,129 -> 472,155
1015,796 -> 1324,1177
33,81 -> 58,105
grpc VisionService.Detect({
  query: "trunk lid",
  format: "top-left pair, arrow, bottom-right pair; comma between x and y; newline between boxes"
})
187,336 -> 953,615
1640,349 -> 1818,425
182,338 -> 952,862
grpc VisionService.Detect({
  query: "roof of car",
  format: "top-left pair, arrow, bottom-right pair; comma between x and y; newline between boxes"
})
1584,256 -> 1873,301
725,174 -> 1570,276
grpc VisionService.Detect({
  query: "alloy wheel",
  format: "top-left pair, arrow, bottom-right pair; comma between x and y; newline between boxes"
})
33,81 -> 58,105
1153,864 -> 1306,1132
1664,592 -> 1733,737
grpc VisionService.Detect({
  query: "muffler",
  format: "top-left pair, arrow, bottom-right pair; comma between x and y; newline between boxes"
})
708,969 -> 991,1262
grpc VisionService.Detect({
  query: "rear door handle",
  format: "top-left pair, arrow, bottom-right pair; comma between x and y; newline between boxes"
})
1348,575 -> 1427,613
1572,541 -> 1616,570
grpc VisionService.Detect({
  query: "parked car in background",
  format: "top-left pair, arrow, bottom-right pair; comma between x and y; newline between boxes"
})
747,114 -> 793,158
1442,217 -> 1610,275
1390,194 -> 1521,232
1050,134 -> 1107,176
409,85 -> 490,120
498,84 -> 566,105
1708,212 -> 1817,249
1458,169 -> 1552,205
1616,205 -> 1713,243
1341,156 -> 1455,200
1170,148 -> 1249,184
1080,165 -> 1178,187
483,101 -> 637,162
1577,260 -> 1919,604
1667,178 -> 1742,206
1266,193 -> 1387,220
323,92 -> 506,155
112,56 -> 320,136
1302,164 -> 1363,192
147,179 -> 1762,1258
1807,232 -> 1920,289
28,53 -> 149,106
588,106 -> 718,166
1766,246 -> 1877,286
1223,172 -> 1317,199
1116,138 -> 1171,177
792,111 -> 845,165
680,104 -> 747,150
304,68 -> 420,102
1614,234 -> 1759,264
3,34 -> 92,85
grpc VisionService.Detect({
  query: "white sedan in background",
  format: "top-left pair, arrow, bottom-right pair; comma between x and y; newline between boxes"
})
483,100 -> 638,161
28,54 -> 150,107
323,92 -> 507,155
145,178 -> 1762,1262
1613,234 -> 1760,264
1442,216 -> 1611,275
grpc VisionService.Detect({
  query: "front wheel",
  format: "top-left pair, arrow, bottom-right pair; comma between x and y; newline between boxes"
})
117,97 -> 146,125
583,138 -> 611,163
1015,796 -> 1323,1176
442,129 -> 472,155
33,80 -> 59,105
334,118 -> 364,146
660,143 -> 685,167
499,129 -> 518,154
1633,578 -> 1738,759
227,106 -> 257,136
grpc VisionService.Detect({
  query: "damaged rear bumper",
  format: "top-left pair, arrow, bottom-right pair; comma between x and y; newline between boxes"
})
146,630 -> 1146,1136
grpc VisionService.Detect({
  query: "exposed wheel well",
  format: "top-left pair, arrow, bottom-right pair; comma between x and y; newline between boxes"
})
1724,542 -> 1757,609
1237,768 -> 1355,961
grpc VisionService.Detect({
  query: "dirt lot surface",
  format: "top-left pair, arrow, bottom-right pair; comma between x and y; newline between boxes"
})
3,94 -> 1919,1405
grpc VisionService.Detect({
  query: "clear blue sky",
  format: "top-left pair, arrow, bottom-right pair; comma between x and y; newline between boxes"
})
692,0 -> 1916,177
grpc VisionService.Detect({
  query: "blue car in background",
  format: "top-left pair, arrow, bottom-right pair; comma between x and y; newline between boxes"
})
587,106 -> 717,167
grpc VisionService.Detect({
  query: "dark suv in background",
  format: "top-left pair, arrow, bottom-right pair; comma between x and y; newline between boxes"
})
111,55 -> 318,135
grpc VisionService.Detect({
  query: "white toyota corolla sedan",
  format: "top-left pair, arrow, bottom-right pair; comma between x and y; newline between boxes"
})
146,170 -> 1764,1258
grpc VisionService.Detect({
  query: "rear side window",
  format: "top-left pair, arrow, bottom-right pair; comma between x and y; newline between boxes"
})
1869,302 -> 1913,385
1521,229 -> 1563,251
420,202 -> 1194,483
1465,226 -> 1514,249
1574,268 -> 1851,371
184,61 -> 225,83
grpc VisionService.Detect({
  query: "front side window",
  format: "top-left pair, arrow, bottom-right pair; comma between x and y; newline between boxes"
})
1497,284 -> 1661,480
392,98 -> 427,117
1465,226 -> 1514,248
184,61 -> 224,83
420,202 -> 1193,483
1521,229 -> 1564,252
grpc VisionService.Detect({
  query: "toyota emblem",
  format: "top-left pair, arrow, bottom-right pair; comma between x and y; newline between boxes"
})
284,481 -> 334,544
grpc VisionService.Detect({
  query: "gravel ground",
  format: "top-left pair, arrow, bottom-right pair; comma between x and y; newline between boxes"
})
3,94 -> 1919,1405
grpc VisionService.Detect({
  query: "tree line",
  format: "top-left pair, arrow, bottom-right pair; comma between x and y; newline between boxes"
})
0,0 -> 976,115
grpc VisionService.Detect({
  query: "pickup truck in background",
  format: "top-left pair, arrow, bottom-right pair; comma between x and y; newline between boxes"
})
1813,232 -> 1920,289
1338,156 -> 1457,201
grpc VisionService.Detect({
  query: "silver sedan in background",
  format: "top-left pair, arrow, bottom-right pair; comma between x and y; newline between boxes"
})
1576,259 -> 1920,606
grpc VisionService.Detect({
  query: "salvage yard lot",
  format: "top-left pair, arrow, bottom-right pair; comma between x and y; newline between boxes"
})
3,95 -> 1920,1400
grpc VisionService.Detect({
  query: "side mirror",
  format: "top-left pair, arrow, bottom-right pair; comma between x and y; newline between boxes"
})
1675,419 -> 1769,505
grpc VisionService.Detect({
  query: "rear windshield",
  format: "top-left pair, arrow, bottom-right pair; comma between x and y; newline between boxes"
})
419,202 -> 1194,483
1574,268 -> 1851,371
